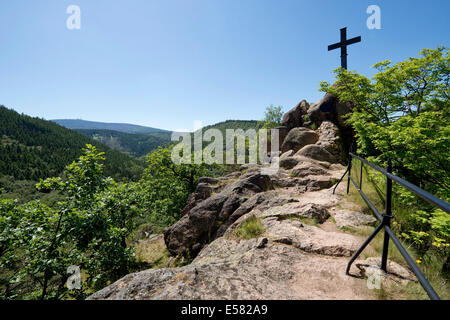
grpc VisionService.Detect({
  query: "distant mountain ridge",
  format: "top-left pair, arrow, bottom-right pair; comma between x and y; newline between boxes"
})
64,120 -> 261,159
52,119 -> 169,134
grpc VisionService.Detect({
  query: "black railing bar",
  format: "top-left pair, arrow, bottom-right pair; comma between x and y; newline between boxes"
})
349,153 -> 450,214
345,153 -> 441,299
332,164 -> 351,195
349,175 -> 383,221
349,174 -> 440,299
345,222 -> 385,275
384,226 -> 440,300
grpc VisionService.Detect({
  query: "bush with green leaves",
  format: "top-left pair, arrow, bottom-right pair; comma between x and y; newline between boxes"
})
138,146 -> 219,231
1,145 -> 140,299
0,199 -> 64,299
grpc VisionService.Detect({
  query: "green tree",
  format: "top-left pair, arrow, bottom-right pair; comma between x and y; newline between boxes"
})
320,47 -> 449,272
320,47 -> 449,197
0,145 -> 139,299
37,145 -> 139,296
0,199 -> 69,299
138,146 -> 213,230
261,105 -> 283,129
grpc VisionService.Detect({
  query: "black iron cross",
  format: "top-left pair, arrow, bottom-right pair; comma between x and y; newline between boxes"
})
328,27 -> 361,69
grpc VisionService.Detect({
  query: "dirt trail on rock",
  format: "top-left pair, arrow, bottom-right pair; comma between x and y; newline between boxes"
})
89,164 -> 413,300
270,182 -> 374,300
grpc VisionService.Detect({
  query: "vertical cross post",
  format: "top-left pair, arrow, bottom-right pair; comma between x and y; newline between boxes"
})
340,28 -> 348,70
381,159 -> 393,272
328,27 -> 361,70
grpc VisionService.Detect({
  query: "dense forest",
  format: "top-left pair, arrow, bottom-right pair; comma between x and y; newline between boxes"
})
75,129 -> 172,158
0,106 -> 144,182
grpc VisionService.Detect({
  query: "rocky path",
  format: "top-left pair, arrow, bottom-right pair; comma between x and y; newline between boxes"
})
88,119 -> 415,300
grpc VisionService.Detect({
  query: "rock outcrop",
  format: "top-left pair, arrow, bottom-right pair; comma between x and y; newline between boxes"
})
316,121 -> 345,163
307,93 -> 351,128
281,100 -> 307,130
88,92 -> 414,301
89,180 -> 415,300
280,127 -> 319,153
281,92 -> 354,154
164,173 -> 273,257
296,145 -> 334,163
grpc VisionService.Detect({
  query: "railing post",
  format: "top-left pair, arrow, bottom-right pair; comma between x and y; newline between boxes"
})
346,145 -> 353,195
381,159 -> 393,272
346,157 -> 352,195
359,161 -> 363,190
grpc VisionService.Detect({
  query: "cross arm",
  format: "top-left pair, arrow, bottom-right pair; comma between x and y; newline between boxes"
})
328,42 -> 342,51
344,36 -> 361,46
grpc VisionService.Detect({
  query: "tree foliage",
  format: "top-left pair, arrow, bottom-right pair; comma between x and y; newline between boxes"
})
0,143 -> 227,299
320,47 -> 449,271
260,105 -> 283,129
1,145 -> 139,299
320,47 -> 449,197
138,146 -> 216,230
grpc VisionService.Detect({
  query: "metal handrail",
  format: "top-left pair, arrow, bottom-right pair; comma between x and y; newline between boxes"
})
333,152 -> 449,300
349,153 -> 450,213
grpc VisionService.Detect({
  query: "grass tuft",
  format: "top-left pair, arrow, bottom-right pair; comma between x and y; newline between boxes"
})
234,216 -> 266,239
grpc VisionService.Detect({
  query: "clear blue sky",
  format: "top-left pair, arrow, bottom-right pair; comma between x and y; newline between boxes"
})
1,0 -> 449,131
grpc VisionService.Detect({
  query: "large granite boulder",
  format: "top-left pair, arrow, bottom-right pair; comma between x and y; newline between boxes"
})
180,177 -> 227,216
276,126 -> 289,147
281,100 -> 307,130
306,92 -> 354,150
164,172 -> 273,258
307,92 -> 353,126
281,127 -> 319,153
279,156 -> 301,170
296,145 -> 334,163
315,121 -> 345,163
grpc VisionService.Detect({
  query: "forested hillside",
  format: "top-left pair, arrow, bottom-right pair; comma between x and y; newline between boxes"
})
191,120 -> 262,151
199,120 -> 262,134
75,120 -> 261,159
0,106 -> 144,181
75,129 -> 172,158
